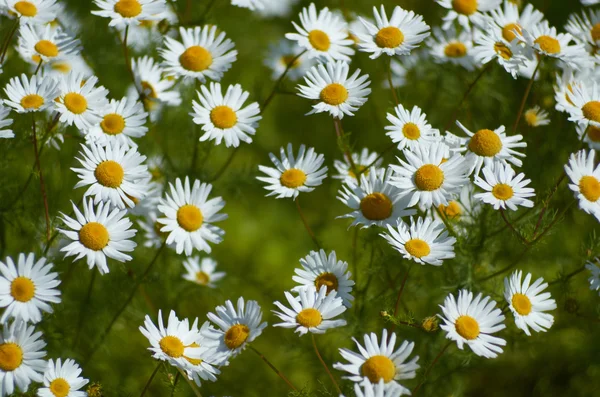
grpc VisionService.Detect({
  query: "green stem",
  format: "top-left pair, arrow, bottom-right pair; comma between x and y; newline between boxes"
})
177,367 -> 203,397
387,57 -> 399,105
311,334 -> 342,395
412,341 -> 452,395
140,362 -> 162,397
250,346 -> 297,390
73,270 -> 97,349
262,50 -> 307,112
0,18 -> 20,64
295,197 -> 322,249
512,59 -> 541,133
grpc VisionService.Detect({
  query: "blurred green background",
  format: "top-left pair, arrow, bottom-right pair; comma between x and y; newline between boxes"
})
1,0 -> 600,396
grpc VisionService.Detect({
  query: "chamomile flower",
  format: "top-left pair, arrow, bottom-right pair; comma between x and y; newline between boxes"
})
264,39 -> 313,81
585,259 -> 600,295
0,253 -> 60,324
354,5 -> 430,59
0,102 -> 13,138
117,5 -> 178,51
72,141 -> 149,209
5,0 -> 59,25
436,0 -> 501,32
456,121 -> 526,175
3,73 -> 59,114
523,106 -> 550,127
55,73 -> 109,130
488,1 -> 545,43
382,217 -> 456,266
428,27 -> 476,71
292,250 -> 355,308
389,142 -> 470,209
566,82 -> 600,128
157,177 -> 227,256
138,211 -> 168,248
436,184 -> 482,226
385,104 -> 440,150
0,321 -> 46,396
257,143 -> 328,200
565,149 -> 600,222
297,60 -> 371,119
191,82 -> 261,148
553,67 -> 581,114
333,148 -> 383,182
38,358 -> 88,397
565,9 -> 600,56
58,199 -> 137,275
17,24 -> 80,66
203,297 -> 267,358
352,379 -> 410,397
42,55 -> 94,80
472,26 -> 527,78
128,180 -> 162,216
337,168 -> 416,229
504,270 -> 556,335
285,3 -> 355,62
273,285 -> 347,336
334,329 -> 418,390
84,98 -> 148,147
182,256 -> 225,288
576,122 -> 600,150
474,163 -> 535,211
92,0 -> 167,28
131,56 -> 182,112
160,26 -> 237,83
438,289 -> 506,358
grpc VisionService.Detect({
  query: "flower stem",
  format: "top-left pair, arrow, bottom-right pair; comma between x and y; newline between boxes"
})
177,367 -> 203,397
73,270 -> 97,349
393,264 -> 411,317
499,209 -> 528,245
122,26 -> 140,96
250,346 -> 297,390
311,334 -> 342,395
412,341 -> 452,395
295,197 -> 322,249
387,57 -> 399,105
512,59 -> 541,133
140,362 -> 162,397
170,371 -> 180,397
444,62 -> 492,131
31,114 -> 51,242
532,172 -> 566,238
208,146 -> 239,182
262,50 -> 307,112
333,117 -> 358,176
0,18 -> 20,64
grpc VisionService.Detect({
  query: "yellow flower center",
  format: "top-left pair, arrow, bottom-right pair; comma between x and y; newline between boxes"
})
314,272 -> 339,294
0,343 -> 23,371
348,165 -> 368,179
183,342 -> 202,365
468,129 -> 502,157
591,23 -> 600,42
210,105 -> 238,129
177,204 -> 203,232
280,169 -> 307,188
438,201 -> 462,220
95,160 -> 125,188
64,93 -> 88,115
141,81 -> 158,99
224,324 -> 250,349
114,0 -> 142,18
51,62 -> 71,74
588,126 -> 600,142
79,222 -> 110,251
511,293 -> 532,315
375,26 -> 404,48
34,40 -> 59,58
494,42 -> 513,60
582,101 -> 600,123
308,30 -> 331,51
534,35 -> 561,54
444,42 -> 468,58
455,315 -> 480,340
10,277 -> 35,302
492,183 -> 514,200
402,122 -> 421,140
195,271 -> 210,285
361,355 -> 396,384
179,46 -> 213,72
159,335 -> 184,358
20,94 -> 44,110
49,378 -> 71,397
414,164 -> 444,191
579,175 -> 600,202
320,83 -> 348,106
524,109 -> 538,126
452,0 -> 477,15
14,1 -> 37,17
281,55 -> 300,68
404,238 -> 431,258
296,308 -> 322,328
100,114 -> 126,135
502,23 -> 522,42
360,192 -> 393,221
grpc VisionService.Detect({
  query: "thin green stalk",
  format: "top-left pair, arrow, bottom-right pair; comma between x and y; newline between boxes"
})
73,270 -> 97,349
0,18 -> 20,64
387,57 -> 399,105
295,197 -> 322,249
140,362 -> 162,397
311,334 -> 342,395
250,346 -> 297,390
412,341 -> 452,395
262,50 -> 307,111
177,367 -> 203,397
512,59 -> 541,133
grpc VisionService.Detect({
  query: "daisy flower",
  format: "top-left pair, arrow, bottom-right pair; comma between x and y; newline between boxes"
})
182,256 -> 225,288
0,101 -> 13,139
488,1 -> 545,43
273,285 -> 347,336
42,55 -> 94,80
436,0 -> 501,32
504,270 -> 556,335
72,141 -> 149,209
264,39 -> 314,81
523,106 -> 550,127
292,250 -> 355,308
474,163 -> 535,211
385,104 -> 440,150
17,24 -> 80,66
160,26 -> 237,83
203,297 -> 268,358
131,56 -> 181,113
428,27 -> 476,71
138,211 -> 169,248
285,3 -> 355,62
456,121 -> 526,175
157,177 -> 227,256
566,82 -> 600,128
585,259 -> 600,295
4,0 -> 59,25
128,180 -> 162,216
565,9 -> 600,54
333,148 -> 383,183
84,98 -> 148,147
565,149 -> 600,222
354,5 -> 430,59
382,217 -> 456,266
553,67 -> 581,114
55,72 -> 109,130
576,122 -> 600,150
58,199 -> 137,275
389,142 -> 470,209
337,168 -> 416,229
38,358 -> 88,397
334,329 -> 418,390
0,321 -> 46,396
436,184 -> 482,225
297,60 -> 371,119
438,289 -> 506,358
92,0 -> 167,28
116,5 -> 178,51
0,253 -> 60,324
471,25 -> 527,79
352,379 -> 410,397
191,82 -> 261,148
257,143 -> 328,200
3,73 -> 59,114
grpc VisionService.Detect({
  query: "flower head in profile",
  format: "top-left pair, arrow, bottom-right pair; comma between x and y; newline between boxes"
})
428,27 -> 476,71
333,148 -> 382,183
182,256 -> 225,288
565,149 -> 600,222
